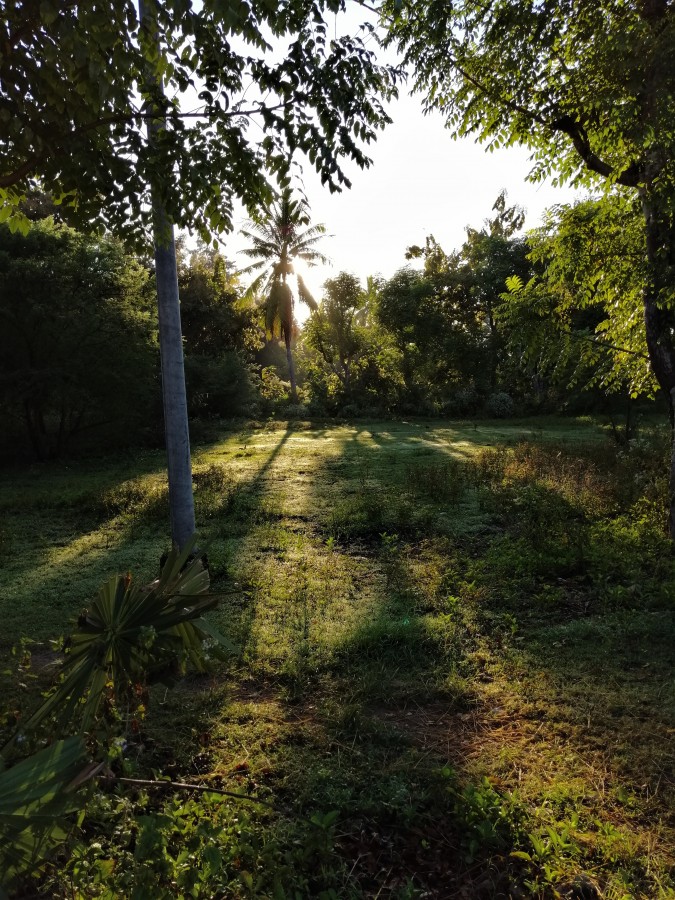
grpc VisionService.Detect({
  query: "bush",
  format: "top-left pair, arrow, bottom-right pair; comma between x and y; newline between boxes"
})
306,398 -> 329,417
259,367 -> 291,410
442,386 -> 481,417
97,477 -> 168,521
9,539 -> 231,741
339,403 -> 361,419
192,463 -> 232,494
284,403 -> 309,419
185,352 -> 258,419
486,392 -> 515,418
0,221 -> 158,460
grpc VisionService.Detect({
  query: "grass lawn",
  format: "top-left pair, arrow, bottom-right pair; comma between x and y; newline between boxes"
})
1,417 -> 674,898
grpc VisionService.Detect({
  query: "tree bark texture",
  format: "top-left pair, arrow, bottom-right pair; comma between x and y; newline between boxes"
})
139,0 -> 196,551
640,188 -> 675,539
153,211 -> 197,550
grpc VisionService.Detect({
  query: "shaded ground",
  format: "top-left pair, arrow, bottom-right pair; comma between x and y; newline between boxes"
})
1,417 -> 673,898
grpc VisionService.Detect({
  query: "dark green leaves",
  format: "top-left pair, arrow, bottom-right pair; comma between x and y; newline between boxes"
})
9,538 -> 233,741
2,1 -> 397,243
498,195 -> 652,398
266,280 -> 293,340
0,737 -> 90,887
383,0 -> 675,194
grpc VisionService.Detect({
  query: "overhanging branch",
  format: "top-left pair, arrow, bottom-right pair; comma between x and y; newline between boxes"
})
0,102 -> 290,189
550,115 -> 642,188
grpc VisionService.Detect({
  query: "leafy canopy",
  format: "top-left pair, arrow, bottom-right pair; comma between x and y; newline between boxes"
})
302,272 -> 404,412
500,195 -> 653,398
383,0 -> 675,195
2,1 -> 397,242
304,272 -> 368,382
0,218 -> 156,460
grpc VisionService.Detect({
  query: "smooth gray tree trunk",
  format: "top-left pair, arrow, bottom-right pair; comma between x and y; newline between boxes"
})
139,0 -> 196,551
152,209 -> 196,551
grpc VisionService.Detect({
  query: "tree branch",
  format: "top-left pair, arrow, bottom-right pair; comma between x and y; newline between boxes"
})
569,329 -> 650,360
550,115 -> 642,187
105,775 -> 279,810
377,0 -> 647,190
0,156 -> 39,189
0,102 -> 290,189
448,56 -> 549,127
440,58 -> 644,188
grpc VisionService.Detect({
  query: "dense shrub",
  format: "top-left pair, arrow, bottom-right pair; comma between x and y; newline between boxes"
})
180,249 -> 262,420
0,220 -> 158,460
486,391 -> 515,418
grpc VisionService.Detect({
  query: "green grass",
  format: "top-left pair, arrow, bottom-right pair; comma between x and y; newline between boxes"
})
2,417 -> 674,898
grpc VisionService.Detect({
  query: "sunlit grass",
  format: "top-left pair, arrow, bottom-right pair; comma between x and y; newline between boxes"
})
2,416 -> 673,898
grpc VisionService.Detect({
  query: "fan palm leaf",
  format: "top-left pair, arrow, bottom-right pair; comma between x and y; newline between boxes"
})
5,537 -> 235,743
0,736 -> 92,888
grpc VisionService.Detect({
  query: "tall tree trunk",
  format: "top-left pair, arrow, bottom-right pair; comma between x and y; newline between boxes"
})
285,333 -> 298,404
153,211 -> 196,550
279,266 -> 298,404
139,0 -> 196,551
640,186 -> 675,540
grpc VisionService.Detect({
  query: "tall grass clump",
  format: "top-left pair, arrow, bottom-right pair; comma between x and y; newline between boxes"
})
96,476 -> 169,522
404,457 -> 470,504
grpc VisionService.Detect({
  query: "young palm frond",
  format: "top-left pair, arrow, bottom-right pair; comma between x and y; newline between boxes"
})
6,538 -> 234,742
297,274 -> 319,312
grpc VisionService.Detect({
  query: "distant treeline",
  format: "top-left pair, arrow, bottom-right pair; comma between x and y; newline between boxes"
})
0,192 -> 656,461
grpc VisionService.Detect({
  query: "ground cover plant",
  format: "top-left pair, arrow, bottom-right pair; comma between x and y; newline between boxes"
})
1,418 -> 673,898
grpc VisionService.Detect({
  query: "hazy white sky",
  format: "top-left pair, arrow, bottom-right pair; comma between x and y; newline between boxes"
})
213,4 -> 581,307
224,89 -> 579,305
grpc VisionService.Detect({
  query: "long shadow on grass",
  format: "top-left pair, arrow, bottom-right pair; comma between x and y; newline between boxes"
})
206,425 -> 506,896
197,424 -> 296,660
30,422 -> 665,899
0,422 -> 301,656
230,425 -> 675,898
0,449 -> 183,650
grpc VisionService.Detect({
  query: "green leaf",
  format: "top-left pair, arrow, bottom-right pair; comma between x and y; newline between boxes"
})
505,274 -> 523,294
0,737 -> 90,886
8,538 -> 233,738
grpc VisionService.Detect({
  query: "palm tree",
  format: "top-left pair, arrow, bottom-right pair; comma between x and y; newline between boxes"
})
240,190 -> 329,402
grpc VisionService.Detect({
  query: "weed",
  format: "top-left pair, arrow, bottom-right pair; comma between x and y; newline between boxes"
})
97,476 -> 169,522
404,457 -> 470,504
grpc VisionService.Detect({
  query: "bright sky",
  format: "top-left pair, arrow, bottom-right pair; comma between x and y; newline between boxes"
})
205,4 -> 580,315
224,89 -> 579,314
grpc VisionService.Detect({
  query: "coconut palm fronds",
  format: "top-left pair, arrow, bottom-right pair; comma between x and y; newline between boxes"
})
297,274 -> 319,312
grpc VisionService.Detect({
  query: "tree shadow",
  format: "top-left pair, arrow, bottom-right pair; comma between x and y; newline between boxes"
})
4,419 -> 670,897
186,420 -> 674,898
0,425 -> 295,654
